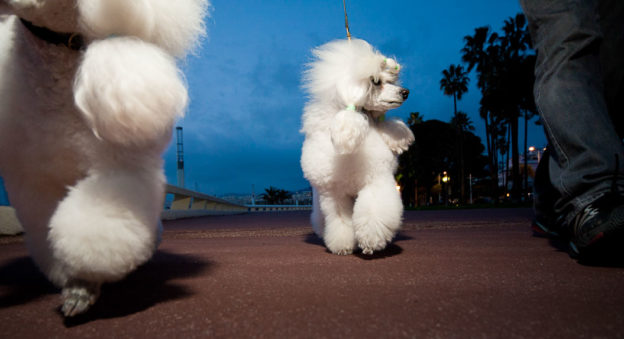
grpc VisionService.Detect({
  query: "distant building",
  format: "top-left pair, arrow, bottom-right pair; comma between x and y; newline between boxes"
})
498,148 -> 544,194
291,188 -> 312,205
219,187 -> 313,206
219,193 -> 254,206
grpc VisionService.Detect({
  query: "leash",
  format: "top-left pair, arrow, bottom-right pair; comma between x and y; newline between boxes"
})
20,18 -> 84,51
342,0 -> 351,40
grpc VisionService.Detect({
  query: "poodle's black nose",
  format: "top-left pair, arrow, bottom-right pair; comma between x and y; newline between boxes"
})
400,88 -> 410,100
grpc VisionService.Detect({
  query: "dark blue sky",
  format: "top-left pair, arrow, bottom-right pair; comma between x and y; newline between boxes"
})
164,0 -> 546,196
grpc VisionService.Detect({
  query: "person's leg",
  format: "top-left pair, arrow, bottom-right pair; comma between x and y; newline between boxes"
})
598,0 -> 624,139
521,0 -> 624,227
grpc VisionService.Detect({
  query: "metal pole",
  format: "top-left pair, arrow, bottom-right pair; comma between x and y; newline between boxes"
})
176,127 -> 185,188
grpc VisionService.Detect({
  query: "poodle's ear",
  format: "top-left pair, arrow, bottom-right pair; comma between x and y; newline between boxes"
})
77,0 -> 210,57
330,107 -> 369,154
73,37 -> 187,149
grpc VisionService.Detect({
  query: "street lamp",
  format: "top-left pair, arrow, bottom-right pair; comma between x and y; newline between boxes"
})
442,171 -> 450,205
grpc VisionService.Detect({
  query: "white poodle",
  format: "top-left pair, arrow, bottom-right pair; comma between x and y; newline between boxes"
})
301,39 -> 414,255
0,0 -> 209,316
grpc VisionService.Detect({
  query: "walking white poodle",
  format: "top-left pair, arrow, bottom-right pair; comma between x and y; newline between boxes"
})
0,0 -> 209,316
301,39 -> 414,255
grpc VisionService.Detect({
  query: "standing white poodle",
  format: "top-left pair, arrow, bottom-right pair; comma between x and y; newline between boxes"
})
0,0 -> 209,316
301,39 -> 414,255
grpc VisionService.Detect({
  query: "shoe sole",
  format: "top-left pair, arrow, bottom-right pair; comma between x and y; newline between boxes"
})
531,219 -> 559,238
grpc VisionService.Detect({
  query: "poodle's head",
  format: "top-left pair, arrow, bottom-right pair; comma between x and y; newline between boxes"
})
303,39 -> 409,117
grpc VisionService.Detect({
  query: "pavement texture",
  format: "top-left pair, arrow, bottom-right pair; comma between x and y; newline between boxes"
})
1,208 -> 624,338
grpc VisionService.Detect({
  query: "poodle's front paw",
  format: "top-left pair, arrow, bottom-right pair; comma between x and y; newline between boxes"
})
61,280 -> 101,317
387,139 -> 411,155
326,235 -> 355,255
330,109 -> 369,154
358,238 -> 389,255
380,119 -> 414,155
356,223 -> 395,255
328,244 -> 354,256
324,224 -> 356,255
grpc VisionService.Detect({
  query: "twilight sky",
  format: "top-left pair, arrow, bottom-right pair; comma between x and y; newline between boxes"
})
164,0 -> 546,196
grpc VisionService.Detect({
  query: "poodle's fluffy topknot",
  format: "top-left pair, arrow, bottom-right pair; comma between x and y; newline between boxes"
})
303,39 -> 400,106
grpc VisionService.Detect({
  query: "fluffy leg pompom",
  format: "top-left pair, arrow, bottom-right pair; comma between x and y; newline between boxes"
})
353,177 -> 404,254
74,37 -> 187,150
319,192 -> 356,255
47,167 -> 165,315
330,109 -> 369,154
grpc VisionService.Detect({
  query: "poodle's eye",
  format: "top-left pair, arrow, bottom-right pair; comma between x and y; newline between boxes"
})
371,77 -> 382,86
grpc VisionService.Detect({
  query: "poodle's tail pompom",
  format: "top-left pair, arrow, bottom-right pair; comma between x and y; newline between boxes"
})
77,0 -> 210,57
74,37 -> 187,149
330,109 -> 370,154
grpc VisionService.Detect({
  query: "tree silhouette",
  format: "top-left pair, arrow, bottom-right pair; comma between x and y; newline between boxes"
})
461,13 -> 535,201
407,112 -> 424,126
440,65 -> 470,202
260,186 -> 290,205
440,64 -> 469,118
397,117 -> 487,207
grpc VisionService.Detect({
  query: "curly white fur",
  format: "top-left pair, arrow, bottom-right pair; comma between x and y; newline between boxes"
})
74,37 -> 188,149
0,0 -> 209,316
301,39 -> 414,255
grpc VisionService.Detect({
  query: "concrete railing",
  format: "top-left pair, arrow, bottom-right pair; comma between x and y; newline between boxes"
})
0,185 -> 312,232
247,204 -> 312,212
0,206 -> 22,235
162,184 -> 248,220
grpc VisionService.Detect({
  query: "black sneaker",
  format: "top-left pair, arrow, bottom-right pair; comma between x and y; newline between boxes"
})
531,216 -> 561,238
568,194 -> 624,259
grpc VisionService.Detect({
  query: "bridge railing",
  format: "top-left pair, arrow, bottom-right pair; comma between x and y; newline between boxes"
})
1,184 -> 312,232
246,204 -> 312,212
162,184 -> 248,220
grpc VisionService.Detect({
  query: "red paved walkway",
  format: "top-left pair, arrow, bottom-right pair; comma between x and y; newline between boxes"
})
1,209 -> 624,337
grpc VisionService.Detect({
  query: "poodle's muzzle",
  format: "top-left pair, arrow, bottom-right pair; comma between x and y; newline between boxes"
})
400,88 -> 409,100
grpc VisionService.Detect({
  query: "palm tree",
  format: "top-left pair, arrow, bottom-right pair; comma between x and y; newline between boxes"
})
440,65 -> 469,202
407,112 -> 424,126
260,186 -> 291,205
461,26 -> 490,75
460,13 -> 533,202
500,13 -> 531,201
440,64 -> 469,118
450,111 -> 475,132
449,111 -> 475,203
463,27 -> 503,200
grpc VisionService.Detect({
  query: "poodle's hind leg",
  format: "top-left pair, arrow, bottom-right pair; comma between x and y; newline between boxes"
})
47,167 -> 165,316
318,192 -> 356,255
353,177 -> 404,255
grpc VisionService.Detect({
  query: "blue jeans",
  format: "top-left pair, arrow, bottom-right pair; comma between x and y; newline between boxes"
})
520,0 -> 624,226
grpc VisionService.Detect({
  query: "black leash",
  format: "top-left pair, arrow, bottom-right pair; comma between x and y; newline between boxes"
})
20,18 -> 84,51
